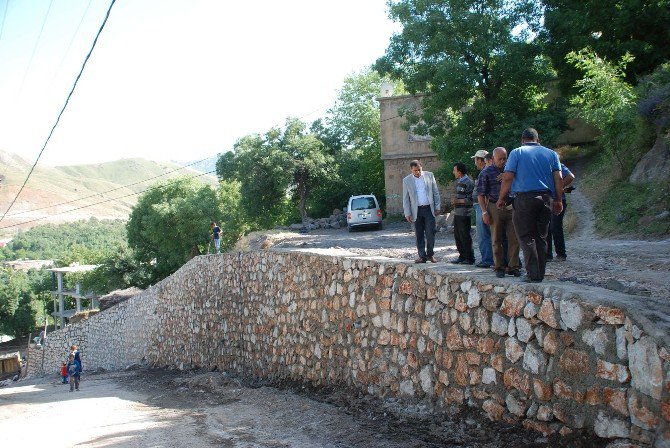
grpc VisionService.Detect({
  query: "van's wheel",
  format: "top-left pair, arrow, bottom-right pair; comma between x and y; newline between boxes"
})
347,226 -> 353,233
377,222 -> 383,230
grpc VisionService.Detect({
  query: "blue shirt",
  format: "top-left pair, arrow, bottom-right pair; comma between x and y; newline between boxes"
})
504,143 -> 561,196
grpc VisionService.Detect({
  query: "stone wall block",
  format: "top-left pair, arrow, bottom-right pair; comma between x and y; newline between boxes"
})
595,306 -> 626,325
629,336 -> 663,400
501,294 -> 526,317
538,299 -> 560,328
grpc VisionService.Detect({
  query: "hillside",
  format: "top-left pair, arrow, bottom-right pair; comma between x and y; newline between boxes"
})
0,150 -> 218,236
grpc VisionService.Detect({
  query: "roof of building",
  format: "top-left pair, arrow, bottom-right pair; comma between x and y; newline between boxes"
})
46,264 -> 99,273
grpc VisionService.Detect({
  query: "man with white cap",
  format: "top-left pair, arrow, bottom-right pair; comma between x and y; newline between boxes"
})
472,149 -> 493,268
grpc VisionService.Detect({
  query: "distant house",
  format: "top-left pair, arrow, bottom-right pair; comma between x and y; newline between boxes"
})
0,352 -> 21,376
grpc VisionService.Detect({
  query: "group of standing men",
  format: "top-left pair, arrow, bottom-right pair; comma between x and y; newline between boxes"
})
402,128 -> 574,283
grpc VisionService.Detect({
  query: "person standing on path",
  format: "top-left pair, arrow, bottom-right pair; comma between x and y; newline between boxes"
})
211,222 -> 221,254
67,355 -> 80,392
547,162 -> 575,262
402,160 -> 441,263
472,150 -> 493,268
478,147 -> 521,278
450,162 -> 475,265
497,128 -> 563,283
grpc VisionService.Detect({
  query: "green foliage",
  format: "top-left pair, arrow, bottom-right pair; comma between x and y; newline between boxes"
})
0,267 -> 49,337
127,177 -> 222,284
216,180 -> 247,250
636,62 -> 670,133
567,49 -> 651,171
1,218 -> 127,262
80,246 -> 150,292
580,151 -> 670,235
217,118 -> 336,226
374,0 -> 566,169
542,0 -> 670,92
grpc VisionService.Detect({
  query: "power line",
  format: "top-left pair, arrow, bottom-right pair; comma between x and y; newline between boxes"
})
49,0 -> 93,88
0,169 -> 217,230
19,0 -> 54,92
5,156 -> 216,218
0,0 -> 117,226
0,0 -> 9,46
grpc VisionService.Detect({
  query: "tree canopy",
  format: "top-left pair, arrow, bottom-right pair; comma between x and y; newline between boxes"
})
374,0 -> 566,167
542,0 -> 670,92
126,177 -> 222,284
217,118 -> 335,226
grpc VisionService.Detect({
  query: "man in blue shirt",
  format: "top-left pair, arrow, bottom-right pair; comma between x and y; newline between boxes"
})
211,222 -> 221,254
497,128 -> 563,282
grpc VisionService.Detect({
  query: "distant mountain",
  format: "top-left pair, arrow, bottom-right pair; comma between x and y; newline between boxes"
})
172,156 -> 218,174
0,150 -> 217,236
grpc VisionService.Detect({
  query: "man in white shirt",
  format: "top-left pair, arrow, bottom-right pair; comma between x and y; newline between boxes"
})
402,160 -> 441,263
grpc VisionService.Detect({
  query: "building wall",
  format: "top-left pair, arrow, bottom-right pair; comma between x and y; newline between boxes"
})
27,252 -> 670,445
379,95 -> 448,216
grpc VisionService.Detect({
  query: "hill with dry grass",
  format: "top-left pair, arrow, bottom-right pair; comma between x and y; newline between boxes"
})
0,150 -> 217,236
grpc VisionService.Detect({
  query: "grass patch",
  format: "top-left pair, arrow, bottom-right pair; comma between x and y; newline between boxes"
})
578,147 -> 670,236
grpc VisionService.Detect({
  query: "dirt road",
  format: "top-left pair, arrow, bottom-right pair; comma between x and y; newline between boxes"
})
0,370 -> 605,448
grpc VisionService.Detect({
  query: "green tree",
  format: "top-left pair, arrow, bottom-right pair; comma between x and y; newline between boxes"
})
1,218 -> 127,262
217,118 -> 335,225
309,69 -> 405,216
374,0 -> 566,168
127,177 -> 222,284
566,49 -> 647,170
542,0 -> 670,92
0,267 -> 37,337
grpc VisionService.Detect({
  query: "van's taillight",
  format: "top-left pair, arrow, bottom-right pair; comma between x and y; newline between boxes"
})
377,209 -> 382,217
347,212 -> 352,220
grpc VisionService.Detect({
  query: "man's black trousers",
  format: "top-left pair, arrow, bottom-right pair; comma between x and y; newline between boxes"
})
453,214 -> 474,263
414,205 -> 436,260
512,192 -> 552,281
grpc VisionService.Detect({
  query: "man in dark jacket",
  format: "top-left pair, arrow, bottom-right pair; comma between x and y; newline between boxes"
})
451,162 -> 475,264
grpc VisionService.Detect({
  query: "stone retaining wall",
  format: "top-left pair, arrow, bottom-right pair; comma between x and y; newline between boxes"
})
29,251 -> 670,446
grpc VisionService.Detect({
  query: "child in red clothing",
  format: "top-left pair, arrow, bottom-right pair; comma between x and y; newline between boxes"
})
60,361 -> 68,384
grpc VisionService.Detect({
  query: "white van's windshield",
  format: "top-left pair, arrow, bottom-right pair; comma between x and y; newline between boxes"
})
351,197 -> 376,211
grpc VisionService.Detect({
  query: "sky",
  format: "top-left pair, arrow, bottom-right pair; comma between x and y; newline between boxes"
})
0,0 -> 399,166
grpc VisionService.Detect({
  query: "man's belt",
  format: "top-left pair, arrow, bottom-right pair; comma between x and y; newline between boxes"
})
516,190 -> 551,196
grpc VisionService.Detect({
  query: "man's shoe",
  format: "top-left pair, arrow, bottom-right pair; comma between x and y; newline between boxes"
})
521,275 -> 542,283
428,256 -> 438,263
476,262 -> 492,268
555,256 -> 566,262
450,258 -> 465,264
463,260 -> 475,265
495,270 -> 505,278
507,269 -> 521,277
415,258 -> 427,264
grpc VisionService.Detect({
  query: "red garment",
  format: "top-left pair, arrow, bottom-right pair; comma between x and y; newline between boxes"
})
60,365 -> 68,376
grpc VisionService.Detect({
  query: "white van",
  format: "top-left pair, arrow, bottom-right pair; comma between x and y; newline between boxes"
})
347,194 -> 383,231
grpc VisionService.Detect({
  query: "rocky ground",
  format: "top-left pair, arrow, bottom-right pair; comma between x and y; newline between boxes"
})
0,369 -> 607,448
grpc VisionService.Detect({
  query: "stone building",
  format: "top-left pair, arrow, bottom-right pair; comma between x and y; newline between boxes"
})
379,94 -> 447,216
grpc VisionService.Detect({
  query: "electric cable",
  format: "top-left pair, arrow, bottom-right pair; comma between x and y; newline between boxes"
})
0,0 -> 117,226
0,169 -> 216,230
0,0 -> 9,46
49,0 -> 93,88
4,155 -> 216,218
19,0 -> 54,92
